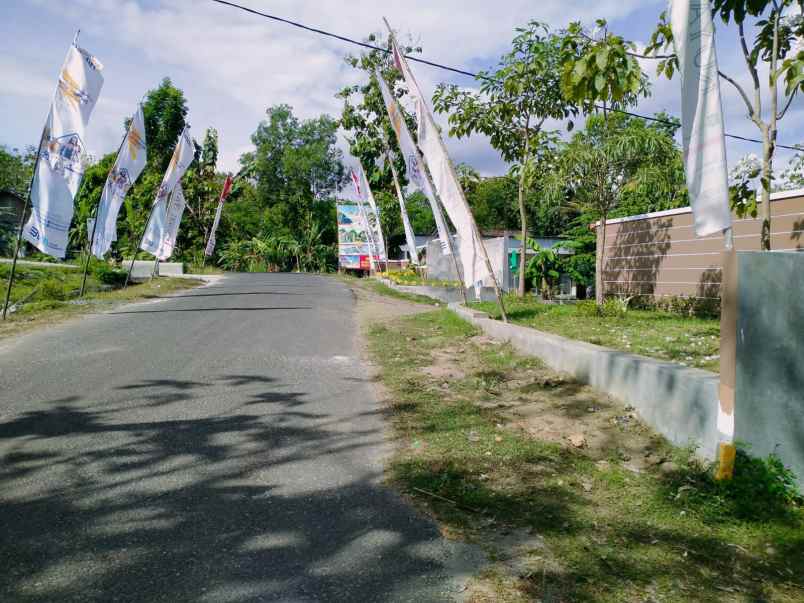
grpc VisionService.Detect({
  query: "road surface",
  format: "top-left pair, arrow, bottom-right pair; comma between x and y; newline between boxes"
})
0,273 -> 480,602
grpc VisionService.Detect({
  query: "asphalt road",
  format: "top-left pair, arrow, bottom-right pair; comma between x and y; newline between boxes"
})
0,273 -> 480,602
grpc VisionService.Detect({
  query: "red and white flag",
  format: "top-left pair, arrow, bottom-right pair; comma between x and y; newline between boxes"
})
204,174 -> 234,257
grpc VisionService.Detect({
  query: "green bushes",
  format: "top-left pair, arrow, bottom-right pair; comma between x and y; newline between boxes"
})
93,264 -> 127,287
39,278 -> 68,301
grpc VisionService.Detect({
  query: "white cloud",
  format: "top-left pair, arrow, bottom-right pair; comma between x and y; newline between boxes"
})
4,0 -> 801,176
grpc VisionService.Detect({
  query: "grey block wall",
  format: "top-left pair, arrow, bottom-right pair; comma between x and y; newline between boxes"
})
451,304 -> 721,460
734,252 -> 804,487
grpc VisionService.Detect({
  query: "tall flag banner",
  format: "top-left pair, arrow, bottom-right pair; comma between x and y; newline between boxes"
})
389,35 -> 490,289
154,184 -> 187,260
141,126 -> 193,257
22,43 -> 104,258
670,0 -> 732,236
91,107 -> 147,258
204,174 -> 234,257
375,68 -> 452,255
351,166 -> 387,261
391,158 -> 420,265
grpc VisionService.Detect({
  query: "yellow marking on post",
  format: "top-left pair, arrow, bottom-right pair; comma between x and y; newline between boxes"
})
715,442 -> 736,481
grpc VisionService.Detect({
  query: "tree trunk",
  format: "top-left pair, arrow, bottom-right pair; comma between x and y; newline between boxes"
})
596,216 -> 606,306
760,9 -> 781,251
517,126 -> 531,297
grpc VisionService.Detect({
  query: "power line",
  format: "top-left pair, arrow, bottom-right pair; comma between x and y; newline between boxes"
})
209,0 -> 803,152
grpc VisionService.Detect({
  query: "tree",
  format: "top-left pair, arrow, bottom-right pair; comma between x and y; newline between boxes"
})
0,145 -> 35,195
550,113 -> 679,305
526,242 -> 561,299
434,22 -> 576,296
645,0 -> 803,249
140,77 -> 189,173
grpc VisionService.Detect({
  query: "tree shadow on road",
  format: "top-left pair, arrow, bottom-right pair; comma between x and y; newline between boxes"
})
0,375 -> 479,602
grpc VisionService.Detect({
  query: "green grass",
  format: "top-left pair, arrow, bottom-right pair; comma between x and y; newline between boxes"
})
368,309 -> 803,602
337,273 -> 443,305
474,296 -> 722,372
0,262 -> 199,339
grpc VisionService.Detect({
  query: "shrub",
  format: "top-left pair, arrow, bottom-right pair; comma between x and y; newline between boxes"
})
93,264 -> 127,287
38,278 -> 68,301
574,300 -> 599,317
664,447 -> 801,522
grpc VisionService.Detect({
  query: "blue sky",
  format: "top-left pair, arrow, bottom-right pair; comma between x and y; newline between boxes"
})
1,0 -> 801,177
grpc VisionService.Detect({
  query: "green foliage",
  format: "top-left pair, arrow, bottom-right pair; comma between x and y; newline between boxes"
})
39,278 -> 69,301
525,242 -> 561,298
0,144 -> 35,195
559,19 -> 649,109
93,263 -> 127,287
140,77 -> 190,172
433,22 -> 574,163
667,447 -> 801,522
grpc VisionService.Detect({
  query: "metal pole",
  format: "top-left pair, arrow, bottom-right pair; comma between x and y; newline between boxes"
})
384,19 -> 506,320
123,203 -> 157,288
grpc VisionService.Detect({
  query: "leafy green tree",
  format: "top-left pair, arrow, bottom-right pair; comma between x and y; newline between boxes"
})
645,0 -> 803,249
434,22 -> 576,296
140,77 -> 190,173
550,113 -> 678,305
525,242 -> 562,299
0,145 -> 35,195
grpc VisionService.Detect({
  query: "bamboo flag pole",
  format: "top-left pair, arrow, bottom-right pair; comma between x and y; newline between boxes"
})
79,123 -> 133,297
1,128 -> 47,320
380,138 -> 419,266
374,69 -> 468,303
383,18 -> 507,321
123,203 -> 157,288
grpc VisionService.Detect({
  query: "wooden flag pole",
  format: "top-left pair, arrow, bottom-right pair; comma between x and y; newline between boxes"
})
123,203 -> 157,288
383,18 -> 507,321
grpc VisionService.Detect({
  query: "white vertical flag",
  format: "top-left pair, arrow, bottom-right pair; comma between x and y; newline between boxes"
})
23,43 -> 104,258
390,37 -> 489,288
141,126 -> 193,257
670,0 -> 732,236
375,69 -> 452,257
154,184 -> 187,260
91,107 -> 147,258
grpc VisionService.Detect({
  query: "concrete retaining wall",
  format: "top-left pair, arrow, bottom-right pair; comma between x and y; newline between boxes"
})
127,261 -> 184,279
379,280 -> 497,304
450,303 -> 721,460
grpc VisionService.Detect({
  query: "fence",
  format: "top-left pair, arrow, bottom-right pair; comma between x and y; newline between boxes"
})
597,188 -> 804,299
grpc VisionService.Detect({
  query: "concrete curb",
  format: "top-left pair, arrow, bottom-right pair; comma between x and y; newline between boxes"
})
449,303 -> 720,460
377,279 -> 498,303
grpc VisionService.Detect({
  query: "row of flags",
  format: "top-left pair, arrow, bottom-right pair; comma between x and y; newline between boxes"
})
17,39 -> 233,268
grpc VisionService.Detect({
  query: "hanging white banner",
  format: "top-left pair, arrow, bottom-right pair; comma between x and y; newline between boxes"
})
154,184 -> 187,260
670,0 -> 732,236
390,38 -> 488,288
22,43 -> 104,258
92,106 -> 147,258
375,68 -> 452,255
141,126 -> 193,257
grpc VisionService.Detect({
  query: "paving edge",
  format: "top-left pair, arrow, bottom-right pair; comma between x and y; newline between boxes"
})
448,302 -> 720,461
